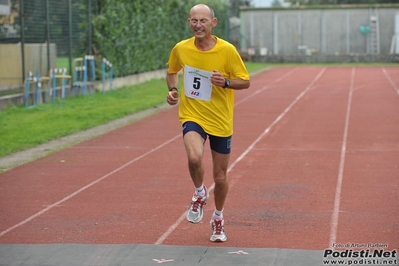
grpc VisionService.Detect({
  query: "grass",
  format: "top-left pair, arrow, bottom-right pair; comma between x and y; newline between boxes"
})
243,62 -> 271,72
56,57 -> 70,70
0,62 -> 269,159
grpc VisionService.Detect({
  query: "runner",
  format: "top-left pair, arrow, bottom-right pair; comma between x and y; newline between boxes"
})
165,3 -> 250,242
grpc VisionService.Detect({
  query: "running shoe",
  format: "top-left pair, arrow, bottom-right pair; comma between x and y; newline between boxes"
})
186,186 -> 209,223
210,218 -> 227,242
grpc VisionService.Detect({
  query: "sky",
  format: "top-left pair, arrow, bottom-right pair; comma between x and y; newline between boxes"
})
252,0 -> 273,6
252,0 -> 290,7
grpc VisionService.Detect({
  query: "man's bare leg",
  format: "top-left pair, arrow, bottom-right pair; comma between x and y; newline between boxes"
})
184,131 -> 208,223
183,131 -> 205,188
211,150 -> 230,213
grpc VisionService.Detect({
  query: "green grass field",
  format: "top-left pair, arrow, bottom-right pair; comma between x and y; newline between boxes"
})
56,57 -> 70,70
0,62 -> 269,159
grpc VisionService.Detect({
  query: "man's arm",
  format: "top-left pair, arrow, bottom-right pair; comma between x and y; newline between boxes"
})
166,72 -> 179,91
166,72 -> 179,105
210,70 -> 250,90
225,78 -> 250,90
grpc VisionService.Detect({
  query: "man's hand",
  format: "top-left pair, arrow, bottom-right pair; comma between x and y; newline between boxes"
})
210,70 -> 225,87
167,90 -> 179,105
210,70 -> 251,90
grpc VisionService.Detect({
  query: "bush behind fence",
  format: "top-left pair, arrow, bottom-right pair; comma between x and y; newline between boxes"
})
0,0 -> 229,86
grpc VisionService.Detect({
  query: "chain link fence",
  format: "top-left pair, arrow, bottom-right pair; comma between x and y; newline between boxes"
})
0,0 -> 97,90
239,5 -> 399,63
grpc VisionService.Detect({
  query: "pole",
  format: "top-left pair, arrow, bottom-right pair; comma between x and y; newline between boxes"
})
68,0 -> 73,87
346,10 -> 350,54
88,0 -> 92,55
20,0 -> 26,83
45,0 -> 51,73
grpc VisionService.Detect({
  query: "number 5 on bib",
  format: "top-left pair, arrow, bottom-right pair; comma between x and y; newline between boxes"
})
184,65 -> 213,101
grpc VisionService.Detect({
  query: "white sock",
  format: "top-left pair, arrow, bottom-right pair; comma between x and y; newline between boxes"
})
212,209 -> 223,220
195,184 -> 205,197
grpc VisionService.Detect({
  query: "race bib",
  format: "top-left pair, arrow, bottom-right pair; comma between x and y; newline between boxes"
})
184,65 -> 212,101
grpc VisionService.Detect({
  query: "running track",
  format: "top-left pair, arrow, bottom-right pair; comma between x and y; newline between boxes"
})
0,66 -> 398,255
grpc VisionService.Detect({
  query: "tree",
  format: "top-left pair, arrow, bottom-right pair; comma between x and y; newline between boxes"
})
272,0 -> 283,6
229,0 -> 252,17
283,0 -> 399,5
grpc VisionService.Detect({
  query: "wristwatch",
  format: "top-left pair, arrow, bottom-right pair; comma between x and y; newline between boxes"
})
223,79 -> 230,88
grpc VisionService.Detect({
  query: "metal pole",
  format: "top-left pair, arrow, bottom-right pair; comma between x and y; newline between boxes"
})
320,10 -> 325,54
240,12 -> 246,51
88,0 -> 92,55
250,12 -> 254,49
68,0 -> 73,81
367,8 -> 371,54
20,0 -> 25,83
273,12 -> 279,55
45,0 -> 51,73
346,10 -> 350,54
297,12 -> 302,53
271,11 -> 274,54
395,12 -> 399,54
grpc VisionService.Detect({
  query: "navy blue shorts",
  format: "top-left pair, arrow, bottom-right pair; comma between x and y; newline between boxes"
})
182,121 -> 232,154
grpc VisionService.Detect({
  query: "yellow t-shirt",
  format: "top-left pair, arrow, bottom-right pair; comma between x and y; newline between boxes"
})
167,36 -> 249,137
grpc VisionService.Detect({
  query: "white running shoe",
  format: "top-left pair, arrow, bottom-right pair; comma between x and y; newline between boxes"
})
210,218 -> 227,242
186,185 -> 209,223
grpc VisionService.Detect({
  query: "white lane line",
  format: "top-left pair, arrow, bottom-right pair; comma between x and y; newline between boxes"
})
154,67 -> 326,245
0,135 -> 181,238
235,67 -> 298,107
382,67 -> 399,96
0,68 -> 298,239
328,67 -> 355,248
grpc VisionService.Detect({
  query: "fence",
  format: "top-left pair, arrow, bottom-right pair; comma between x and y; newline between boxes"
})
0,0 -> 97,89
239,5 -> 399,62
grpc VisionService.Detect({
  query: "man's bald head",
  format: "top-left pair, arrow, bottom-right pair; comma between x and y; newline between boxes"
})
189,4 -> 215,18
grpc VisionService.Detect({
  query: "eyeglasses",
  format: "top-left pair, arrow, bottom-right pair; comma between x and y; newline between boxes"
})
189,18 -> 210,25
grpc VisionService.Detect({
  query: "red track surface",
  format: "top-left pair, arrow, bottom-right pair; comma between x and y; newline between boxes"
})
1,66 -> 398,251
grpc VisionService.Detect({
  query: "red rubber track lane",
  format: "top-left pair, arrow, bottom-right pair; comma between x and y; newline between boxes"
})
0,66 -> 398,251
